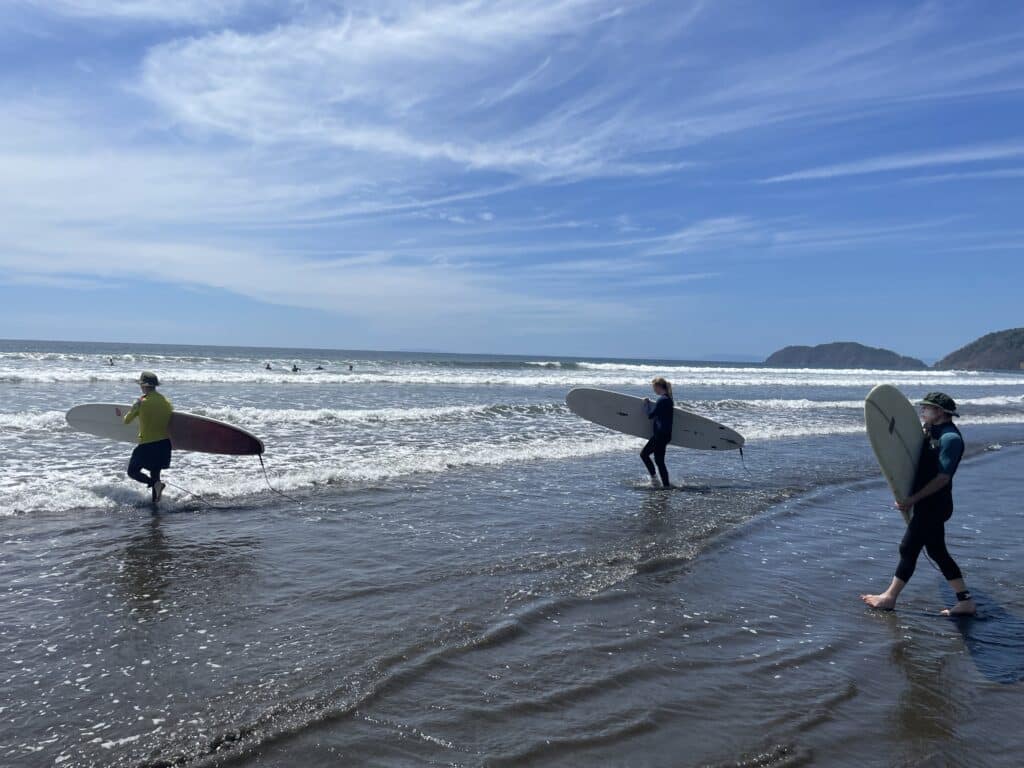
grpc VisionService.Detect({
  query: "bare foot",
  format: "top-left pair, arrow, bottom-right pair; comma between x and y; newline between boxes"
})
941,599 -> 976,616
860,593 -> 896,610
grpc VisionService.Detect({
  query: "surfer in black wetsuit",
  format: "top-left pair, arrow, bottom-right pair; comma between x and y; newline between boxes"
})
861,392 -> 976,616
641,377 -> 674,488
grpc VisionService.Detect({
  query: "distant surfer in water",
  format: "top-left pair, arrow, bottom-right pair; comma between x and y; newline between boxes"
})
641,377 -> 674,488
861,392 -> 976,615
122,371 -> 173,504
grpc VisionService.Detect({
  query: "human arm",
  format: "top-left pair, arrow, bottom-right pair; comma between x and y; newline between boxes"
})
896,431 -> 962,511
895,474 -> 951,512
123,399 -> 141,424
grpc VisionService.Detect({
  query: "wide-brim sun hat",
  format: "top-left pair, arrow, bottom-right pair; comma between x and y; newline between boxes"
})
918,391 -> 957,416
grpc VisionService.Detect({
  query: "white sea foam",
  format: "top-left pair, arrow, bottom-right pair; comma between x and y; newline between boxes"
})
4,405 -> 1024,515
729,412 -> 1024,439
954,394 -> 1024,407
0,410 -> 67,431
3,344 -> 1023,516
703,394 -> 1024,411
0,433 -> 638,514
706,398 -> 864,410
954,414 -> 1024,426
3,366 -> 1023,387
192,403 -> 563,427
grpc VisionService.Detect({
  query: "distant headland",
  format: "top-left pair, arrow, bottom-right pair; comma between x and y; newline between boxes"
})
934,328 -> 1024,370
765,342 -> 927,370
766,329 -> 1024,370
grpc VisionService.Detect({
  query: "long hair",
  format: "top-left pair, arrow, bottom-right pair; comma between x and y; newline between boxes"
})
651,376 -> 673,397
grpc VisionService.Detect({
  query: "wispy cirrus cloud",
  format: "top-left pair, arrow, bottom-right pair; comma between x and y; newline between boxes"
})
763,142 -> 1024,183
0,220 -> 639,335
3,1 -> 1024,352
135,0 -> 701,180
127,0 -> 1024,189
896,167 -> 1024,185
13,0 -> 258,24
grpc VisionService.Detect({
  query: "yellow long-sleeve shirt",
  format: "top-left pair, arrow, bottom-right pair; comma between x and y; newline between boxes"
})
123,391 -> 173,444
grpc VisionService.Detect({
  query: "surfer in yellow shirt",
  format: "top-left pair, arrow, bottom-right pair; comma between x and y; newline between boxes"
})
121,371 -> 173,503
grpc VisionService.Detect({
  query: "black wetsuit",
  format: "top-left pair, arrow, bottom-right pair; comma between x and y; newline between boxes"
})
641,394 -> 673,486
895,422 -> 964,583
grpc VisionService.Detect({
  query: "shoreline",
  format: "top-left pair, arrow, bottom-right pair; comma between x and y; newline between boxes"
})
2,358 -> 1023,765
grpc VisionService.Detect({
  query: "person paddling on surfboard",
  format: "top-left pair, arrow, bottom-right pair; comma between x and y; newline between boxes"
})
641,377 -> 674,488
861,392 -> 976,616
121,371 -> 173,504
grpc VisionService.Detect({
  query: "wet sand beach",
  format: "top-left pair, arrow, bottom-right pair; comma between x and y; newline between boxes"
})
3,444 -> 1023,767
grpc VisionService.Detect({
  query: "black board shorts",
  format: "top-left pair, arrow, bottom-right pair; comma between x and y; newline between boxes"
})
131,439 -> 172,471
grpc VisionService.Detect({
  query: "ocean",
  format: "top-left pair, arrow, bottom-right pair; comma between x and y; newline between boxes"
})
2,339 -> 1024,767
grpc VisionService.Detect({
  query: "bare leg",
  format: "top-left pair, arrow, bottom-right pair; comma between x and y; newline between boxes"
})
861,577 -> 906,610
941,578 -> 976,616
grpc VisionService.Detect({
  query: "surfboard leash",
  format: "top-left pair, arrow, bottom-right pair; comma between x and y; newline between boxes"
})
257,454 -> 304,504
923,550 -> 943,574
162,479 -> 232,511
161,458 -> 303,510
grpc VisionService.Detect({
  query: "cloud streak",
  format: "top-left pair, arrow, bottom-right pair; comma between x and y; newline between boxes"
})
763,142 -> 1024,183
14,0 -> 256,24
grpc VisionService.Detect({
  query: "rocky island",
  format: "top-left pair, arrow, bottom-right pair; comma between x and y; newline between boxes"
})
765,341 -> 928,369
935,328 -> 1024,370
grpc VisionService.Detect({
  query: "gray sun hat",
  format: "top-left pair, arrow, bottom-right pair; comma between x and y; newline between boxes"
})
918,391 -> 958,416
137,371 -> 160,387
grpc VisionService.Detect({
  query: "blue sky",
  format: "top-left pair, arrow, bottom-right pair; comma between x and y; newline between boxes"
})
1,0 -> 1022,360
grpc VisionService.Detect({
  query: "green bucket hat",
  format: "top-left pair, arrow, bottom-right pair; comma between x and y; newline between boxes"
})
918,391 -> 957,416
137,371 -> 160,387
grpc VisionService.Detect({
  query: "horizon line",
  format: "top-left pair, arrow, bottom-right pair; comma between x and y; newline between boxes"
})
0,336 -> 770,366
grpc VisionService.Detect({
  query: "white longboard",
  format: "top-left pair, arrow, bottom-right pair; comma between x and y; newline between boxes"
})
66,404 -> 264,456
864,384 -> 923,524
565,388 -> 744,451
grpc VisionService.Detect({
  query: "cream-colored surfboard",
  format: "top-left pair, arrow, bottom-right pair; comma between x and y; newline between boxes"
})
864,384 -> 924,524
566,387 -> 744,451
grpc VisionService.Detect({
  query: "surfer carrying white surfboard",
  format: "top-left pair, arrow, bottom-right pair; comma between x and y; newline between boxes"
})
122,371 -> 173,504
641,377 -> 674,488
861,392 -> 976,616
